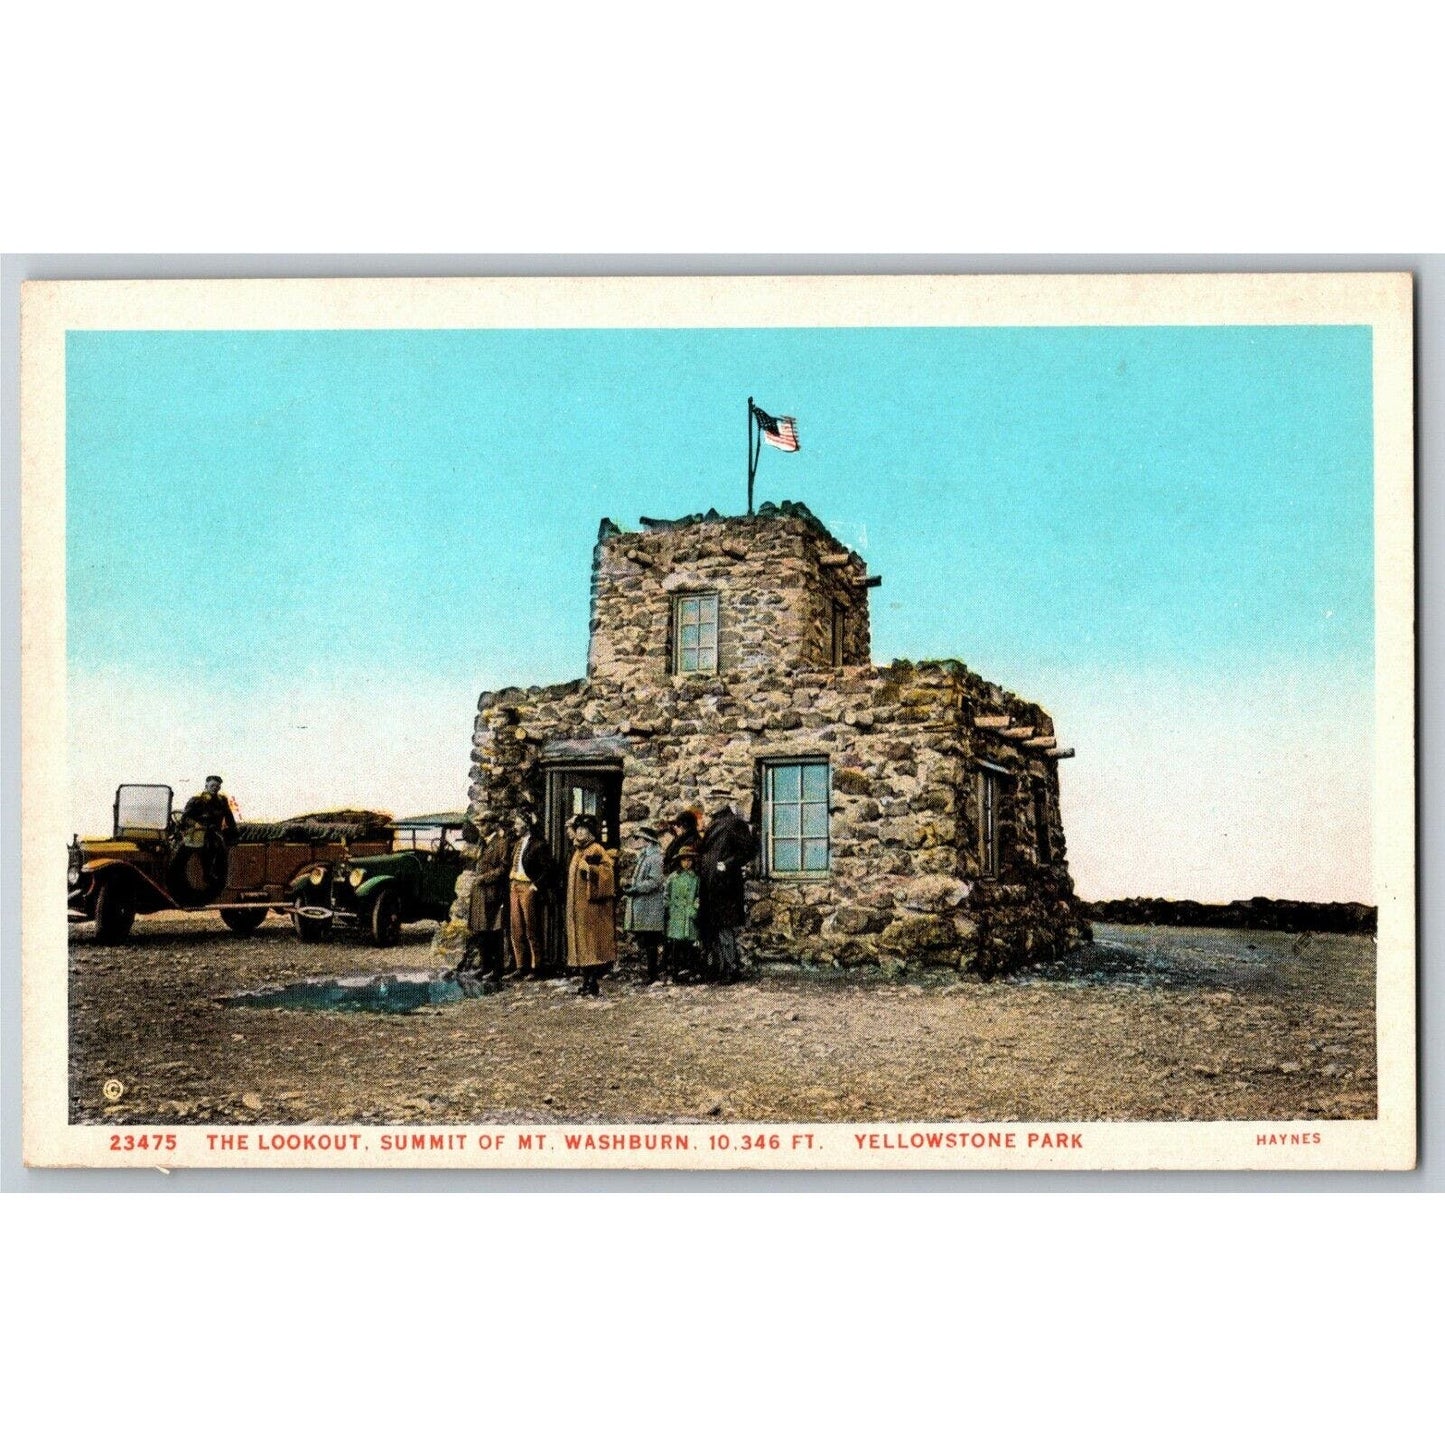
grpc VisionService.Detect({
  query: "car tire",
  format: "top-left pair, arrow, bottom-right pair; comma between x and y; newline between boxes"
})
291,898 -> 332,943
94,877 -> 136,944
369,888 -> 402,947
220,908 -> 268,936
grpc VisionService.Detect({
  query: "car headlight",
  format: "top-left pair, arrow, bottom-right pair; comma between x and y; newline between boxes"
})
349,867 -> 365,889
309,865 -> 326,886
67,865 -> 81,887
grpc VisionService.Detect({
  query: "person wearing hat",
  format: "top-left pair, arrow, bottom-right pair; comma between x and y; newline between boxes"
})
460,814 -> 511,981
564,814 -> 617,998
173,774 -> 239,898
507,810 -> 555,978
698,801 -> 754,984
662,806 -> 703,875
663,845 -> 702,982
622,824 -> 666,983
180,775 -> 239,845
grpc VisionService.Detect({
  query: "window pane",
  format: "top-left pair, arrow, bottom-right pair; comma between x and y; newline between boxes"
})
802,803 -> 828,838
772,766 -> 801,802
772,839 -> 801,872
772,803 -> 800,839
801,764 -> 829,801
697,648 -> 716,672
699,620 -> 717,647
802,840 -> 829,872
680,598 -> 699,624
681,647 -> 698,671
700,595 -> 717,623
681,624 -> 699,648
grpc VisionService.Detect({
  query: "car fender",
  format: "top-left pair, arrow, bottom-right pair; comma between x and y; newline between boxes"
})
288,861 -> 340,895
82,858 -> 175,913
353,873 -> 406,903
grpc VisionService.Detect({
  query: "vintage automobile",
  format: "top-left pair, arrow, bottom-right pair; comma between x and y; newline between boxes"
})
289,812 -> 471,946
68,784 -> 392,943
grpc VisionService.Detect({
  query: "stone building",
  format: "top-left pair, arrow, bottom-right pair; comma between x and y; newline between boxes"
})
447,501 -> 1089,975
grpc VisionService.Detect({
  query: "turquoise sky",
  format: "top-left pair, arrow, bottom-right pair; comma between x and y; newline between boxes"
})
65,325 -> 1375,900
67,326 -> 1373,691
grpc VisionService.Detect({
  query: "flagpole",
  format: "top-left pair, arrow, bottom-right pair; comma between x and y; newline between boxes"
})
747,396 -> 755,515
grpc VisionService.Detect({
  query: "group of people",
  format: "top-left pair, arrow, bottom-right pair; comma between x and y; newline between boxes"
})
458,803 -> 754,998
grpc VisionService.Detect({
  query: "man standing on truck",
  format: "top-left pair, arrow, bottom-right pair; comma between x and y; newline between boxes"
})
181,775 -> 240,844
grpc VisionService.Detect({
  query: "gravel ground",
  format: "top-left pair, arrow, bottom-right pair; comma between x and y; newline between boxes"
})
68,915 -> 1377,1125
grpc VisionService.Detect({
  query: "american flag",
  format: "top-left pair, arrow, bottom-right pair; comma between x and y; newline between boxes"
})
753,404 -> 800,452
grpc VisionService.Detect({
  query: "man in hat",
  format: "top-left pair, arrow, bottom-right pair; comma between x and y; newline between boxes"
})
506,810 -> 555,979
698,801 -> 754,983
622,825 -> 666,983
460,814 -> 511,980
181,775 -> 239,844
172,774 -> 239,898
564,814 -> 617,998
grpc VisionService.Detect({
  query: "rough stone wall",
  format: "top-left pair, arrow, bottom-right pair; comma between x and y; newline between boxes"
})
587,503 -> 873,685
441,506 -> 1086,976
447,658 -> 1088,975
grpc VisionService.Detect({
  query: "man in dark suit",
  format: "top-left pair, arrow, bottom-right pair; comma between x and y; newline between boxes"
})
698,802 -> 754,983
461,815 -> 511,980
181,775 -> 239,844
506,810 -> 555,978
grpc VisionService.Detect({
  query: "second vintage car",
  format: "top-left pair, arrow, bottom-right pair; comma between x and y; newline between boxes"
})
289,812 -> 470,945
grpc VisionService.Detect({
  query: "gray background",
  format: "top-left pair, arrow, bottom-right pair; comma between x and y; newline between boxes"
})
2,252 -> 1435,1193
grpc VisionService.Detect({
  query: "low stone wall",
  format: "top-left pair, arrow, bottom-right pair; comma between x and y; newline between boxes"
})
445,659 -> 1089,975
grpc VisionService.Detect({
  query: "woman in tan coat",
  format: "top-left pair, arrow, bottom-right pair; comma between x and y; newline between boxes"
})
564,814 -> 617,997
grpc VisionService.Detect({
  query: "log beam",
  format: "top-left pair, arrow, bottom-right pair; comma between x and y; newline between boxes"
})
974,715 -> 1011,730
819,552 -> 852,567
1001,726 -> 1036,740
1024,736 -> 1058,750
1046,746 -> 1075,760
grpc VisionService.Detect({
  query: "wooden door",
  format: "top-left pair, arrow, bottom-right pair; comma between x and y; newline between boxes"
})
542,767 -> 622,965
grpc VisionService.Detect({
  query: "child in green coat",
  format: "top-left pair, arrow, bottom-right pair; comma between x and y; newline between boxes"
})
664,849 -> 701,982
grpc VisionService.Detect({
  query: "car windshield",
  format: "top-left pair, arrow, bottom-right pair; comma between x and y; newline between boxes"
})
115,784 -> 172,834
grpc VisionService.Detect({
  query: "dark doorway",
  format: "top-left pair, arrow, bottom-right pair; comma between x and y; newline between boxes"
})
542,765 -> 622,966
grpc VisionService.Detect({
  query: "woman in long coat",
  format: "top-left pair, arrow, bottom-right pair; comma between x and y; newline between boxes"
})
565,814 -> 618,997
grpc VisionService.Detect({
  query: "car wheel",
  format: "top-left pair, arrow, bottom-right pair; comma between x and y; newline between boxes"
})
220,908 -> 268,937
291,898 -> 332,943
369,888 -> 402,947
94,877 -> 136,944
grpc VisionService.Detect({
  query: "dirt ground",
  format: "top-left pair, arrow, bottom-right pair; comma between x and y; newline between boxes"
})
68,915 -> 1377,1125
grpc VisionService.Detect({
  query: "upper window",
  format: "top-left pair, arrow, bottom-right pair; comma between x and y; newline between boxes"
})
763,759 -> 830,876
1032,781 -> 1053,865
830,600 -> 848,667
673,593 -> 719,675
979,765 -> 1005,878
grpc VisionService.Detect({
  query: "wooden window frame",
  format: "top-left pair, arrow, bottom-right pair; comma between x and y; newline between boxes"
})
761,757 -> 831,878
830,600 -> 848,667
672,591 -> 720,677
1032,780 -> 1053,865
978,762 -> 1008,878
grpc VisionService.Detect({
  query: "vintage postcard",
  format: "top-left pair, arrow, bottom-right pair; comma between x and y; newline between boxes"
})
20,272 -> 1414,1170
